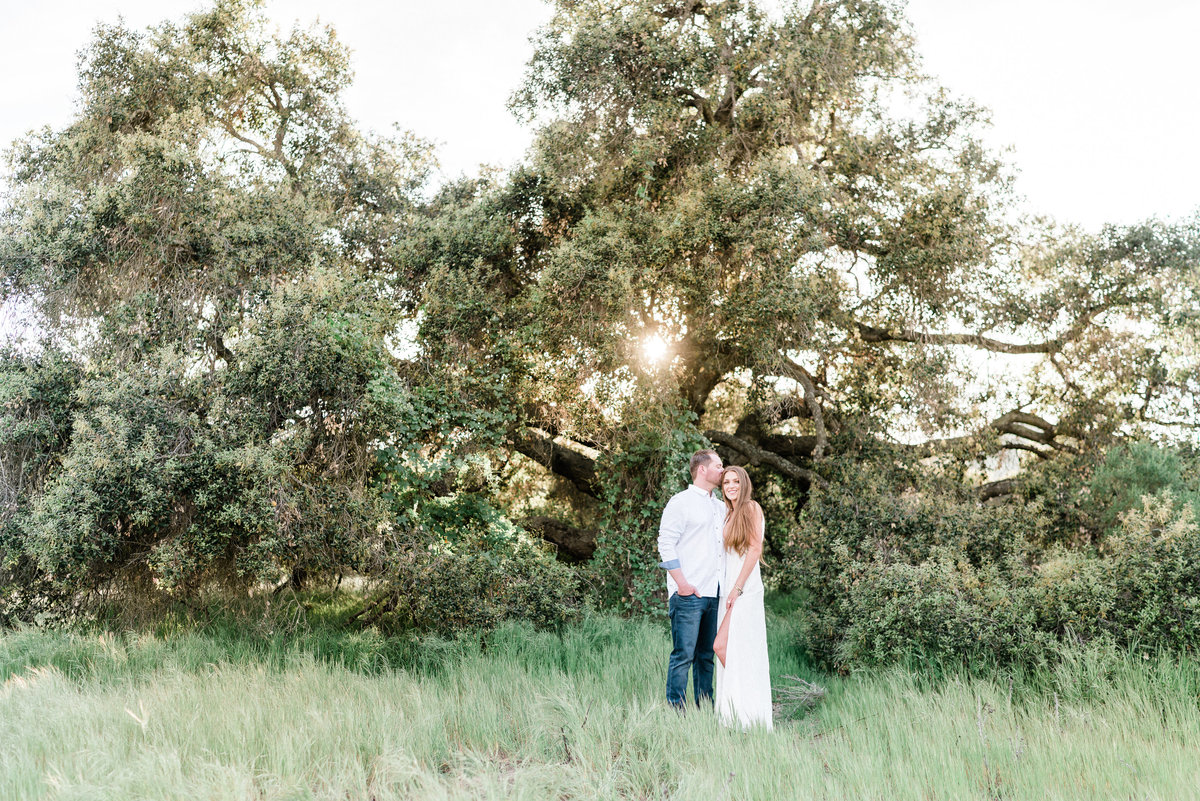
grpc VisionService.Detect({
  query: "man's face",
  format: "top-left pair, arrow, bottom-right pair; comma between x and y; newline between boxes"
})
699,455 -> 724,486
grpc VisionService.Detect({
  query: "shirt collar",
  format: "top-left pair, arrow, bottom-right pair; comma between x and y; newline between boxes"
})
688,483 -> 713,498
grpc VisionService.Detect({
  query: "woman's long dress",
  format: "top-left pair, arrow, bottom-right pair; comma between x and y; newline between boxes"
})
714,533 -> 772,730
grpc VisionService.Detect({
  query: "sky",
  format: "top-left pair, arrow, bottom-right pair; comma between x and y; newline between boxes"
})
903,0 -> 1200,230
2,0 -> 1198,339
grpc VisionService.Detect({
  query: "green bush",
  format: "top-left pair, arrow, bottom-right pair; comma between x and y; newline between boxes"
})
352,371 -> 587,635
1086,442 -> 1200,533
356,540 -> 589,635
1031,548 -> 1112,642
0,348 -> 85,625
1104,492 -> 1200,651
0,271 -> 420,619
784,471 -> 1044,667
783,471 -> 1040,581
832,547 -> 1046,669
9,365 -> 369,599
24,373 -> 200,586
787,468 -> 1200,671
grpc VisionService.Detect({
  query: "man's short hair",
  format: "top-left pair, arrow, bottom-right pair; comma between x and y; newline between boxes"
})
689,448 -> 719,479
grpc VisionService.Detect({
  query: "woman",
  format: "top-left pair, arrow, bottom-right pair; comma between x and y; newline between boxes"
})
712,465 -> 772,730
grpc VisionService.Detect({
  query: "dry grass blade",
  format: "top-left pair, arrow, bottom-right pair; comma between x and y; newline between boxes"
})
774,675 -> 827,718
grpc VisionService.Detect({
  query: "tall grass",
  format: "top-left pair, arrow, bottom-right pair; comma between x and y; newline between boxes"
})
2,595 -> 1198,799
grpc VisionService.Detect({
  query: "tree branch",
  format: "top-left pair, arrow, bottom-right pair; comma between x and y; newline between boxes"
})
520,516 -> 596,562
992,410 -> 1079,454
704,429 -> 824,486
677,88 -> 715,125
855,310 -> 1100,355
780,358 -> 829,459
909,409 -> 1079,458
980,478 -> 1017,502
1000,442 -> 1052,460
511,428 -> 600,498
676,339 -> 739,417
220,121 -> 272,160
1141,415 -> 1200,430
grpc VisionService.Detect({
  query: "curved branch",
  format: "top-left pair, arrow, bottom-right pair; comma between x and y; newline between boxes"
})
1141,415 -> 1200,430
780,358 -> 829,459
704,429 -> 824,486
1000,442 -> 1052,460
731,410 -> 820,461
511,428 -> 600,498
911,409 -> 1079,457
856,310 -> 1099,355
992,410 -> 1079,454
219,116 -> 300,186
760,434 -> 820,461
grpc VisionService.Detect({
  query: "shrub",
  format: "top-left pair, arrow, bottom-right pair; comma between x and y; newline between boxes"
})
831,547 -> 1046,669
787,469 -> 1200,671
1086,443 -> 1200,534
783,471 -> 1046,668
354,539 -> 589,635
1104,492 -> 1200,651
0,348 -> 85,625
1031,548 -> 1112,642
0,272 -> 415,622
357,378 -> 587,635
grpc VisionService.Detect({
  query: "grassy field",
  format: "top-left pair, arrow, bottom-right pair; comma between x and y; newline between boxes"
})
2,595 -> 1199,800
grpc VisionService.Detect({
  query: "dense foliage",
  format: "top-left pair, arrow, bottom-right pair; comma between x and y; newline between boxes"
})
0,1 -> 579,629
405,0 -> 1199,614
785,448 -> 1200,670
1,0 -> 1197,659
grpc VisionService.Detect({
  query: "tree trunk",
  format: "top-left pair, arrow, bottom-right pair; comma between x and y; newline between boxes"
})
521,517 -> 598,562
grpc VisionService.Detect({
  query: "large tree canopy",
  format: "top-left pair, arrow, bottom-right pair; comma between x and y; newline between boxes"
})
413,0 -> 1198,496
1,0 -> 1197,623
0,0 -> 443,609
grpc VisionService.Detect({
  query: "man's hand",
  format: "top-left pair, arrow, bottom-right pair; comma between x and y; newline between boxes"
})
667,567 -> 697,596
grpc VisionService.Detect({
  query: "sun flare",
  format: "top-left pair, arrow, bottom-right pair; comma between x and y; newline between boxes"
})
642,334 -> 669,364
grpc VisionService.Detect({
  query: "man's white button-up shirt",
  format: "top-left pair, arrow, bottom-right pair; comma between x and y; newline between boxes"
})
657,484 -> 727,599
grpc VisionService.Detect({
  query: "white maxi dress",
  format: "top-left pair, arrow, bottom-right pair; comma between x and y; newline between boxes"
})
714,526 -> 772,730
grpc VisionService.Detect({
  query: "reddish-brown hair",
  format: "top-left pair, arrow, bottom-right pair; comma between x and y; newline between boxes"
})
720,465 -> 761,556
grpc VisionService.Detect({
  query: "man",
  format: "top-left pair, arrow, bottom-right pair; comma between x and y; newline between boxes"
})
658,448 -> 726,709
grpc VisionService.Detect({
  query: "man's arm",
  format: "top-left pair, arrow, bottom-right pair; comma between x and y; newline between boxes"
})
666,567 -> 697,596
658,496 -> 697,596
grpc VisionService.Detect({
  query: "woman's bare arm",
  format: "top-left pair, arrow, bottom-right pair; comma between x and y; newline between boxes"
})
716,503 -> 767,664
725,503 -> 764,609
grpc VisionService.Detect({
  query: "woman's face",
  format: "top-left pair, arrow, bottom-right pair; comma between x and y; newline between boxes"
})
722,471 -> 740,502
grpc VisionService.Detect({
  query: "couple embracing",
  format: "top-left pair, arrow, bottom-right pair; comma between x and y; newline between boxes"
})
657,448 -> 772,730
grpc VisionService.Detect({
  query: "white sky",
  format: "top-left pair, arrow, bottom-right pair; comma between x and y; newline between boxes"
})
904,0 -> 1200,230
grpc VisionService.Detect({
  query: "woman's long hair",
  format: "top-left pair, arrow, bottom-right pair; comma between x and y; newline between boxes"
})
721,465 -> 759,556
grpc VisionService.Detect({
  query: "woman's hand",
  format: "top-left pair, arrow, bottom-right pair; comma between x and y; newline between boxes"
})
725,593 -> 738,612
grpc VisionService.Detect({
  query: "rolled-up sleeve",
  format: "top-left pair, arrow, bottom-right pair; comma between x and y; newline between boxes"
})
658,496 -> 683,569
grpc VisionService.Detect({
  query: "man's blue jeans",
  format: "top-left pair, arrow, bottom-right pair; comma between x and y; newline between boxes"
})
666,592 -> 719,708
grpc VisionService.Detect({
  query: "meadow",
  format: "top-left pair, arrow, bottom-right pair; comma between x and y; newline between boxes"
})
1,595 -> 1198,800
